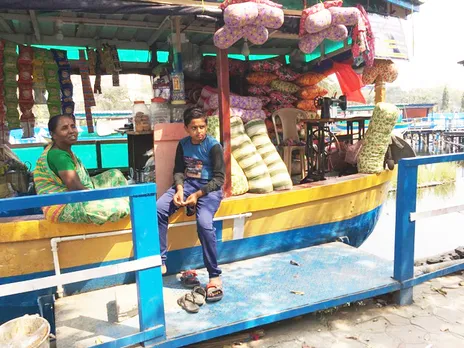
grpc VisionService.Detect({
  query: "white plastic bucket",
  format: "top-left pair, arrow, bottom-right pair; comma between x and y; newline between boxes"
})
0,315 -> 50,348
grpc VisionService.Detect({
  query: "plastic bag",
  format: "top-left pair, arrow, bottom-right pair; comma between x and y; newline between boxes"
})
0,314 -> 50,348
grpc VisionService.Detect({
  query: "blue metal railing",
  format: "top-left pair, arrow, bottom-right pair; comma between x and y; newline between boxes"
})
393,153 -> 464,305
0,184 -> 166,347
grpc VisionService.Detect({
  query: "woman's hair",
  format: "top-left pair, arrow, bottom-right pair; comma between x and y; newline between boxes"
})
183,107 -> 207,127
48,114 -> 75,134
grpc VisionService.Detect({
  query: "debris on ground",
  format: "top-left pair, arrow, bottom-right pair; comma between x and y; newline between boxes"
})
431,286 -> 447,296
290,290 -> 305,295
290,260 -> 300,266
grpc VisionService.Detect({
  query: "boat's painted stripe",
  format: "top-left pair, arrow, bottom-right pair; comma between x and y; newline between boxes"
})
0,204 -> 382,317
0,171 -> 392,243
0,181 -> 389,278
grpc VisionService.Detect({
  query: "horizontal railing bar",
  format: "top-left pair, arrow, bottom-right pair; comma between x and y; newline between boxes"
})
92,325 -> 165,348
400,153 -> 464,167
402,261 -> 464,288
410,204 -> 464,221
9,138 -> 127,148
0,255 -> 161,297
0,184 -> 156,212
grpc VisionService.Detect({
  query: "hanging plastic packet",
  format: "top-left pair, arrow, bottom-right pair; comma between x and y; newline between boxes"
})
171,72 -> 186,104
87,48 -> 96,75
102,44 -> 115,74
112,72 -> 119,87
110,45 -> 122,72
32,48 -> 47,104
58,68 -> 72,85
48,102 -> 62,117
94,48 -> 102,94
62,101 -> 74,116
61,83 -> 73,103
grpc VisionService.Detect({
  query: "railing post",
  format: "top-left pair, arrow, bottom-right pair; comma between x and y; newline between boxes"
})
393,159 -> 418,305
129,186 -> 166,344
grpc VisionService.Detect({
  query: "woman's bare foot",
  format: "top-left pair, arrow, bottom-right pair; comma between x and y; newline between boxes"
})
161,264 -> 167,275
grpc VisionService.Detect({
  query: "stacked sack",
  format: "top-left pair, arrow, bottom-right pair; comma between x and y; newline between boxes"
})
293,72 -> 329,114
200,86 -> 266,124
207,116 -> 249,196
358,102 -> 399,174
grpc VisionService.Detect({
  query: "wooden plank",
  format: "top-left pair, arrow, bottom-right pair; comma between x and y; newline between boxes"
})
0,16 -> 14,34
29,10 -> 41,42
0,255 -> 161,297
216,48 -> 231,198
147,17 -> 170,46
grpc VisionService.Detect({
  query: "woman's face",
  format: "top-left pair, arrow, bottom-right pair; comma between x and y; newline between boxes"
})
52,116 -> 78,146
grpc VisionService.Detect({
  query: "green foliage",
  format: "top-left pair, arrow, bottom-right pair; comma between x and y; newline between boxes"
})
442,86 -> 450,112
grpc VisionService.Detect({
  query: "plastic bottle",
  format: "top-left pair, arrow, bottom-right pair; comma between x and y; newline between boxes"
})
150,98 -> 170,129
132,101 -> 151,132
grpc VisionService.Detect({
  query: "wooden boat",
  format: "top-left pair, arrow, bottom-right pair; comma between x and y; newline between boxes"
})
0,170 -> 393,322
0,0 -> 417,332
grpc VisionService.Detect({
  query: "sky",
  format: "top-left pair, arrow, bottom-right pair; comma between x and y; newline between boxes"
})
393,0 -> 464,90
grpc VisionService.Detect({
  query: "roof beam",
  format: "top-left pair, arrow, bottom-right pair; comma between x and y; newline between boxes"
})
147,17 -> 170,46
29,10 -> 41,42
0,16 -> 14,34
0,33 -> 149,50
0,13 -> 159,30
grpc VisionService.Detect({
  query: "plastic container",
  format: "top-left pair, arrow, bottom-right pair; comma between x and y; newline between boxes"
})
132,101 -> 151,132
150,98 -> 170,129
0,314 -> 50,348
171,104 -> 188,123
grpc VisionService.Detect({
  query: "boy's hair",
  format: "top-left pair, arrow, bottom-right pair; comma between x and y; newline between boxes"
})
183,107 -> 207,127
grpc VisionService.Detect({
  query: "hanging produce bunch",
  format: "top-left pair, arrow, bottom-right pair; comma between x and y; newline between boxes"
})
214,0 -> 284,49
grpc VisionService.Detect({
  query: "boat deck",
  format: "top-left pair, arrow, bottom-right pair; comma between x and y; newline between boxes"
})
55,242 -> 400,348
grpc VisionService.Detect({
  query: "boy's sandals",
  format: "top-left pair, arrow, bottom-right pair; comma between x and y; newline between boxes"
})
177,292 -> 199,313
191,286 -> 206,306
180,270 -> 201,288
177,286 -> 207,313
205,283 -> 224,303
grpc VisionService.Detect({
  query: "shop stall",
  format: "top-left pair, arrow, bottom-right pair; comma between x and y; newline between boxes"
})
0,0 -> 420,346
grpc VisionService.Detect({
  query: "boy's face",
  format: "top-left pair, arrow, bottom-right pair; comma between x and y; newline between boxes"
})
185,118 -> 207,144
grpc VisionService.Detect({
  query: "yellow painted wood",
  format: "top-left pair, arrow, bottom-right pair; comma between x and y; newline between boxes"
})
0,172 -> 393,278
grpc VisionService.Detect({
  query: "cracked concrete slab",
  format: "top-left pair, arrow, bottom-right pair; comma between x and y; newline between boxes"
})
221,274 -> 464,348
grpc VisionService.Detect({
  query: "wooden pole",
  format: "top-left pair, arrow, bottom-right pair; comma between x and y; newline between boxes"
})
374,80 -> 386,104
216,48 -> 231,198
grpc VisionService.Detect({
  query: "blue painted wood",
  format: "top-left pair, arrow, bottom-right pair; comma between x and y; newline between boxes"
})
393,160 -> 417,305
0,205 -> 383,323
0,184 -> 156,212
401,153 -> 464,167
92,325 -> 165,348
403,262 -> 464,288
150,244 -> 401,347
129,187 -> 166,344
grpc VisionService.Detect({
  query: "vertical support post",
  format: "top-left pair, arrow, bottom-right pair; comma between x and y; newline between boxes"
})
95,141 -> 102,171
217,48 -> 231,197
130,187 -> 166,344
393,160 -> 418,305
374,80 -> 385,104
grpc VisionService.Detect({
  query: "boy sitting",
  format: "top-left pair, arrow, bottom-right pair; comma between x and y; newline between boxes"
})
157,107 -> 224,302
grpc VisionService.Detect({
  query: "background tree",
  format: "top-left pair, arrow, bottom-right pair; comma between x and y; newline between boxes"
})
442,86 -> 450,112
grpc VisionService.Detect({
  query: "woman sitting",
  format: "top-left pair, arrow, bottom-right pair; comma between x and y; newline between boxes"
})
33,114 -> 130,224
